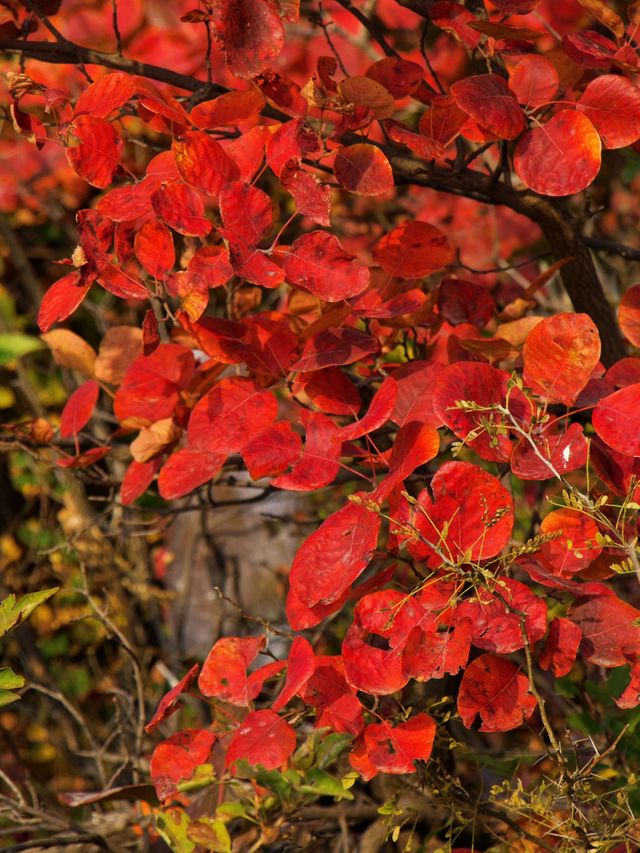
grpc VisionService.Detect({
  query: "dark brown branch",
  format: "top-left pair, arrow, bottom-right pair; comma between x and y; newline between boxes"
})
585,236 -> 640,261
0,38 -> 224,96
332,0 -> 400,57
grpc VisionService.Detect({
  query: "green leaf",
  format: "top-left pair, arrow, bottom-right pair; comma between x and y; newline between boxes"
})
315,732 -> 353,769
0,662 -> 27,709
341,771 -> 359,790
0,587 -> 59,639
0,386 -> 15,408
255,767 -> 294,801
0,667 -> 26,691
216,801 -> 249,821
187,817 -> 231,853
155,808 -> 196,853
176,764 -> 216,794
299,768 -> 355,801
0,691 -> 21,708
0,333 -> 44,365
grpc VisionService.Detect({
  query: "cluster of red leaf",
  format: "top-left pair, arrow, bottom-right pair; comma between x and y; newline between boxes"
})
8,0 -> 640,816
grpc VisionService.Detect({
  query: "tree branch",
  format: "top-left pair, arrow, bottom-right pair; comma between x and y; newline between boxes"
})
332,0 -> 400,57
0,38 -> 223,96
585,236 -> 640,261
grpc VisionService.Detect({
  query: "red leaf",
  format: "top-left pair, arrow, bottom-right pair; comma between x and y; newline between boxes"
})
404,461 -> 514,567
402,618 -> 472,682
65,115 -> 122,188
60,380 -> 99,438
280,165 -> 331,226
391,361 -> 445,427
418,95 -> 468,148
199,635 -> 266,705
429,1 -> 481,49
187,246 -> 234,288
241,421 -> 302,480
228,246 -> 285,289
145,664 -> 199,733
336,377 -> 396,441
142,309 -> 160,356
209,0 -> 285,79
173,131 -> 239,196
342,591 -> 409,695
317,693 -> 364,735
74,71 -> 136,118
134,220 -> 175,280
136,79 -> 191,127
191,88 -> 265,128
151,182 -> 211,237
292,328 -> 379,372
247,661 -> 286,701
158,449 -> 225,500
514,111 -> 601,196
121,457 -> 161,505
433,362 -> 531,462
457,578 -> 547,654
493,0 -> 541,11
382,119 -> 441,159
37,271 -> 91,332
522,313 -> 601,406
97,180 -> 155,222
618,284 -> 640,347
57,446 -> 111,469
220,181 -> 273,249
568,590 -> 640,667
288,500 -> 380,609
451,74 -> 526,140
150,729 -> 216,801
590,435 -> 640,496
97,263 -> 149,301
114,344 -> 196,427
286,583 -> 350,631
615,662 -> 640,709
272,410 -> 341,491
508,56 -> 559,109
284,231 -> 369,301
577,75 -> 640,149
457,654 -> 536,732
293,368 -> 361,415
188,377 -> 278,456
333,144 -> 394,197
299,656 -> 352,709
225,709 -> 295,771
540,508 -> 602,577
365,58 -> 423,98
266,118 -> 320,177
373,220 -> 454,279
593,383 -> 640,456
539,617 -> 582,677
350,714 -> 436,781
374,421 -> 440,501
272,636 -> 315,711
510,421 -> 588,480
438,278 -> 494,329
224,126 -> 270,182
